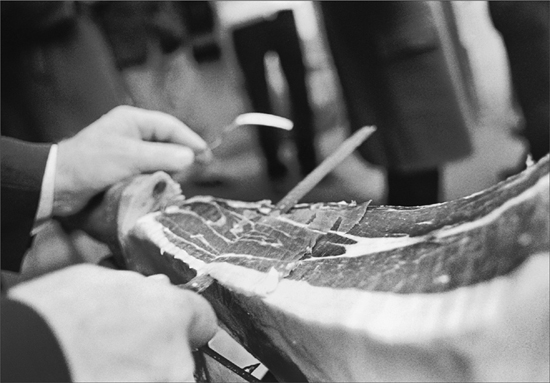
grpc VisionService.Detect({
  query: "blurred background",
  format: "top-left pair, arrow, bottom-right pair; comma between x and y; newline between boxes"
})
107,1 -> 530,204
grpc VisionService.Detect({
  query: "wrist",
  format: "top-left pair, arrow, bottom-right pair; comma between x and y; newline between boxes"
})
33,144 -> 58,232
53,139 -> 89,217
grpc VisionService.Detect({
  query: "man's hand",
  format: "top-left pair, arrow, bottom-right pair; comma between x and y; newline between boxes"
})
8,264 -> 217,382
54,106 -> 211,216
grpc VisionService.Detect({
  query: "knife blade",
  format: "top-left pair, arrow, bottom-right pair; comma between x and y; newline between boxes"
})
177,273 -> 215,294
275,125 -> 376,214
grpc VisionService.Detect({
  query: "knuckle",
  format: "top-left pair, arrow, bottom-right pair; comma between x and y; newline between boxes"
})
111,105 -> 135,117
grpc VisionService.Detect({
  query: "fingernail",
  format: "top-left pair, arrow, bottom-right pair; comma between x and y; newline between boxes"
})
177,147 -> 195,167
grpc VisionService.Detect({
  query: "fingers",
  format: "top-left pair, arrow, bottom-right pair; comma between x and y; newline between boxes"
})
10,264 -> 218,382
146,272 -> 217,348
147,274 -> 171,284
133,141 -> 195,173
123,107 -> 209,153
175,289 -> 218,349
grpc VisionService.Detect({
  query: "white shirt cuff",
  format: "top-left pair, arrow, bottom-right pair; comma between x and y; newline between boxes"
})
32,144 -> 58,235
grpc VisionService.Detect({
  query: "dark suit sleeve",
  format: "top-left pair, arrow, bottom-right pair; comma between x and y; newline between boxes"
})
1,137 -> 52,271
1,298 -> 72,382
1,1 -> 77,46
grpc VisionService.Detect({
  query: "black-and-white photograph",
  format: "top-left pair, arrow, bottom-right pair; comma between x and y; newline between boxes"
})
2,1 -> 548,382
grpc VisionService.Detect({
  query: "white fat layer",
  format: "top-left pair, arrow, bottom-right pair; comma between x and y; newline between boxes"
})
184,195 -> 273,209
206,257 -> 509,341
179,251 -> 547,348
306,257 -> 544,338
203,263 -> 282,297
135,214 -> 207,271
210,252 -> 289,262
259,254 -> 549,382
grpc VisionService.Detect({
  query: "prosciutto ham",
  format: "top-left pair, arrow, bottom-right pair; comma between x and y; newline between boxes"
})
99,155 -> 549,382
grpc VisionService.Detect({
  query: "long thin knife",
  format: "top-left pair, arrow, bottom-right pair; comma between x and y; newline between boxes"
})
275,126 -> 376,214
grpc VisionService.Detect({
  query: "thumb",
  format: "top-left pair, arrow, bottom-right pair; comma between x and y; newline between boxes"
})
134,142 -> 195,173
175,290 -> 218,350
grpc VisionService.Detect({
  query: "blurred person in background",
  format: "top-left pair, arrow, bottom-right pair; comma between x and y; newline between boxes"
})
229,5 -> 319,184
1,1 -> 191,142
489,1 -> 549,169
1,1 -> 127,143
319,1 -> 473,206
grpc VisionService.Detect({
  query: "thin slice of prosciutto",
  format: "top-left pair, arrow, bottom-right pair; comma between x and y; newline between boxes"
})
107,155 -> 549,382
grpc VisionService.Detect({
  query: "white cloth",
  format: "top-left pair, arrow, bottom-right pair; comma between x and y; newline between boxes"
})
32,144 -> 57,234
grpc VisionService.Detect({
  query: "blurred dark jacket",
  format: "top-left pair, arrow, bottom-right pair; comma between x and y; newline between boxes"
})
92,1 -> 187,69
1,137 -> 71,382
1,1 -> 126,143
320,1 -> 473,171
489,1 -> 549,161
1,138 -> 51,272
